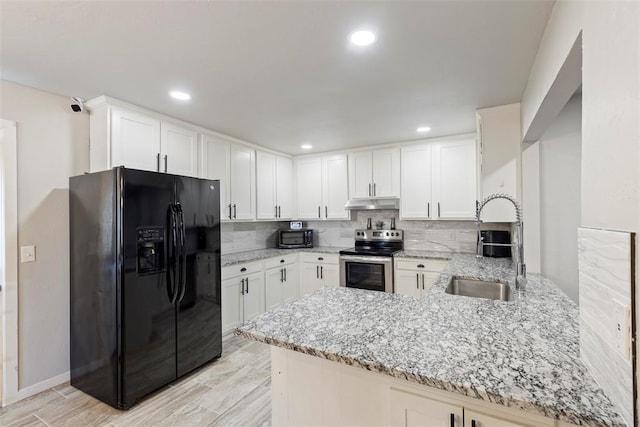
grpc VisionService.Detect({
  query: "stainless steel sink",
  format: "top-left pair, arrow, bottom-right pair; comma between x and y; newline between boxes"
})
445,276 -> 513,302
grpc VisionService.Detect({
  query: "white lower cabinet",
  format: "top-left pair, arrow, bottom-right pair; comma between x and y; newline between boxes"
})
390,388 -> 463,427
264,254 -> 299,310
221,261 -> 265,335
394,258 -> 449,296
300,254 -> 340,296
272,347 -> 559,427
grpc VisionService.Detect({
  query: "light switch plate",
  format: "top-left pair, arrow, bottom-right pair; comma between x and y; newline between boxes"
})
20,245 -> 35,263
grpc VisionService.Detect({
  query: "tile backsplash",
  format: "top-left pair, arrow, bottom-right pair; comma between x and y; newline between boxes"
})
222,211 -> 510,254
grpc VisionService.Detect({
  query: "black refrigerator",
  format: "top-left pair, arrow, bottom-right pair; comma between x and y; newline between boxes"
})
69,167 -> 222,409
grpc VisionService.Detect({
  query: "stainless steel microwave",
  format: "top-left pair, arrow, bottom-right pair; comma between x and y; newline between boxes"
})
278,229 -> 313,248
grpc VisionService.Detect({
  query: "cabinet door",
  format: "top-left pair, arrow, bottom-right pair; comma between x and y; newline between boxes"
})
400,144 -> 433,219
242,272 -> 265,322
390,388 -> 463,427
301,263 -> 323,296
230,144 -> 256,220
321,263 -> 340,288
276,156 -> 293,219
256,151 -> 277,220
296,157 -> 323,219
322,154 -> 349,219
394,270 -> 423,297
111,108 -> 161,172
160,122 -> 198,177
464,409 -> 530,427
421,272 -> 441,294
372,148 -> 400,197
264,267 -> 284,311
199,133 -> 231,220
433,139 -> 477,219
282,264 -> 298,303
221,278 -> 243,335
348,151 -> 373,198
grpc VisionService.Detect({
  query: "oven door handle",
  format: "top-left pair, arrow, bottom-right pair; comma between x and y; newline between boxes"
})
339,255 -> 393,264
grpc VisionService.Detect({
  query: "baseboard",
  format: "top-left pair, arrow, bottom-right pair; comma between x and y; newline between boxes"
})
3,371 -> 70,406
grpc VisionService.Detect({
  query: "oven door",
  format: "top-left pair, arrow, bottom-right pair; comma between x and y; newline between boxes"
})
340,255 -> 393,293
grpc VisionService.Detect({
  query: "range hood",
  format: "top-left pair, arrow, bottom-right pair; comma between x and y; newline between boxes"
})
344,197 -> 400,211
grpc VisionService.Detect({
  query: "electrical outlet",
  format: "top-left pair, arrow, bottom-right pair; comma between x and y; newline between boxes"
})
613,298 -> 632,361
20,245 -> 35,263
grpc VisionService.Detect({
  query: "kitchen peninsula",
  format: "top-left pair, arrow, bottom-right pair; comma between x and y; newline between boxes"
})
237,255 -> 625,427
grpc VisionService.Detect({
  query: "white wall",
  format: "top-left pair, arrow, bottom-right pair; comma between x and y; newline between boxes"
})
0,80 -> 89,389
521,1 -> 639,424
539,94 -> 581,302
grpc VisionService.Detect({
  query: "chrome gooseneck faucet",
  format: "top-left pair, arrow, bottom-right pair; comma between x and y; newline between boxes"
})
475,193 -> 527,290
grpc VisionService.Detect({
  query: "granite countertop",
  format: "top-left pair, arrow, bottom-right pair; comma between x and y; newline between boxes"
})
236,254 -> 625,427
221,246 -> 345,266
394,249 -> 453,259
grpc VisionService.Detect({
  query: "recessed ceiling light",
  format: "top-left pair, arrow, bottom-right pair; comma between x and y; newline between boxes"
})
169,91 -> 191,101
416,126 -> 431,133
301,144 -> 313,150
349,30 -> 376,46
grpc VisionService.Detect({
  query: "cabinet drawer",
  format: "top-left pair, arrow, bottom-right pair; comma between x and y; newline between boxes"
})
264,253 -> 298,270
222,260 -> 263,280
395,258 -> 449,272
301,253 -> 339,264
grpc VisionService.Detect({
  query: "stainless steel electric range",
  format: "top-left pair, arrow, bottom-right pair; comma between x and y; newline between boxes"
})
339,229 -> 403,293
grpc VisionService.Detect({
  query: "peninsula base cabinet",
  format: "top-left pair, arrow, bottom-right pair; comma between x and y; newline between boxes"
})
300,254 -> 340,296
221,261 -> 265,336
271,346 -> 579,427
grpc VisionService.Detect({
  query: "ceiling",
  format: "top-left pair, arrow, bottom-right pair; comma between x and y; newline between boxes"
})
0,1 -> 554,155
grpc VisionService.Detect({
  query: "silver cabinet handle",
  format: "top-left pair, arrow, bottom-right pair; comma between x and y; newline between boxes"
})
245,277 -> 249,294
320,266 -> 323,279
280,268 -> 284,282
228,204 -> 232,219
373,183 -> 376,196
164,155 -> 168,173
284,267 -> 287,282
318,206 -> 321,218
421,274 -> 425,290
416,273 -> 419,289
325,206 -> 328,218
241,278 -> 245,295
156,153 -> 160,172
427,202 -> 430,217
278,205 -> 281,218
438,202 -> 441,218
316,265 -> 319,279
368,183 -> 372,196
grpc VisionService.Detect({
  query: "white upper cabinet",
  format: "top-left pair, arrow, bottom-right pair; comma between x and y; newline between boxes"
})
199,133 -> 230,220
348,148 -> 400,198
295,154 -> 349,220
160,122 -> 198,177
200,132 -> 255,221
256,151 -> 293,220
90,102 -> 197,177
401,138 -> 477,220
295,157 -> 323,219
229,144 -> 256,220
110,107 -> 161,172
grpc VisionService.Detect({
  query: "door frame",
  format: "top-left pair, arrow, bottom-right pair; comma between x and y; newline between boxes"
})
0,119 -> 19,406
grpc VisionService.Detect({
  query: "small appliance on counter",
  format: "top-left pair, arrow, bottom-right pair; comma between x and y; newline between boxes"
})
480,230 -> 512,257
278,222 -> 313,248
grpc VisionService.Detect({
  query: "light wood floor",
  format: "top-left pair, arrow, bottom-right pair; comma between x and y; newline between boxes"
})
0,336 -> 271,427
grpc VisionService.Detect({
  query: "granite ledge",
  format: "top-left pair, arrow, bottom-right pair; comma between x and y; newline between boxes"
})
394,249 -> 454,260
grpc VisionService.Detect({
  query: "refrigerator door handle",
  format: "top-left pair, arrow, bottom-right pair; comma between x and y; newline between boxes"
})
176,203 -> 187,303
166,204 -> 178,304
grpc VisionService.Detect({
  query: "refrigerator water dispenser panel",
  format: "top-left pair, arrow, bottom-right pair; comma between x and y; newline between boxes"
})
137,227 -> 165,275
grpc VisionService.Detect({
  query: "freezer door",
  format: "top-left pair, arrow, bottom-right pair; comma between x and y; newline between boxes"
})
120,169 -> 177,407
175,176 -> 222,377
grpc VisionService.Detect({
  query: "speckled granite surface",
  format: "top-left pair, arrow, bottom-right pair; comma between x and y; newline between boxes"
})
221,246 -> 345,266
237,254 -> 626,427
394,249 -> 453,259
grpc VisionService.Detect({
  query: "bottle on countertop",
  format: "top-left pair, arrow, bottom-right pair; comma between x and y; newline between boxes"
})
366,218 -> 372,229
390,218 -> 396,230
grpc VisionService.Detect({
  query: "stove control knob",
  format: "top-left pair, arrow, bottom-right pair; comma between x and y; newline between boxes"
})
386,232 -> 389,236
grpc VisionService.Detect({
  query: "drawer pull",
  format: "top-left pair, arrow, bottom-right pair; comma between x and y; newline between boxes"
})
318,257 -> 324,261
417,264 -> 425,268
240,267 -> 247,272
280,259 -> 285,263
